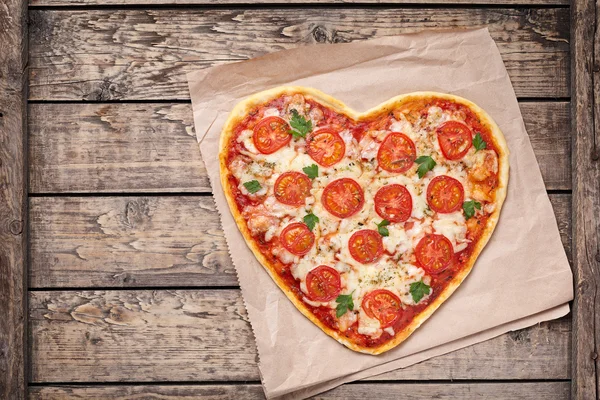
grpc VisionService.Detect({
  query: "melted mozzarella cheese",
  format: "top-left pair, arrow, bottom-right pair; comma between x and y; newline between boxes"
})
433,211 -> 469,252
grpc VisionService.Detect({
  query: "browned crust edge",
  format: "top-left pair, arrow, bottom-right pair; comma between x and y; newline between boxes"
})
219,86 -> 510,355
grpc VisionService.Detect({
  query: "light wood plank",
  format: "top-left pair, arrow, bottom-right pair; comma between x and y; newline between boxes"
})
571,0 -> 600,398
29,0 -> 571,6
0,0 -> 28,398
29,194 -> 571,288
28,382 -> 570,400
28,289 -> 571,383
28,102 -> 570,193
28,8 -> 570,101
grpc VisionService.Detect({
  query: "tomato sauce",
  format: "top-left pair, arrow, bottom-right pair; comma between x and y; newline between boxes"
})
225,93 -> 500,349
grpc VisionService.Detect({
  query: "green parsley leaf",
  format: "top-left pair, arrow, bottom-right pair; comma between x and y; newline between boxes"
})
415,155 -> 436,179
243,180 -> 262,194
410,280 -> 431,303
302,164 -> 319,179
463,200 -> 482,219
303,213 -> 319,231
289,109 -> 313,139
473,133 -> 487,152
376,219 -> 390,237
335,292 -> 355,318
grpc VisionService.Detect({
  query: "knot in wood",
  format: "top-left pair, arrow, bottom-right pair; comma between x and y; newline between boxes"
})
592,352 -> 598,360
312,26 -> 329,43
591,147 -> 599,162
9,219 -> 23,235
595,252 -> 600,263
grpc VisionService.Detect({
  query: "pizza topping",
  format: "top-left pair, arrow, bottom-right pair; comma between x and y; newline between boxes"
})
335,291 -> 355,318
274,172 -> 312,206
306,265 -> 342,302
427,175 -> 464,213
415,155 -> 436,178
375,219 -> 390,237
280,222 -> 315,256
348,229 -> 384,264
473,132 -> 487,152
253,116 -> 292,154
469,150 -> 498,182
377,132 -> 416,173
307,129 -> 346,167
303,212 -> 319,231
415,234 -> 454,274
437,121 -> 472,160
302,164 -> 319,179
288,109 -> 313,139
409,280 -> 431,303
362,289 -> 403,328
322,178 -> 365,218
463,200 -> 482,219
243,180 -> 262,194
374,184 -> 412,223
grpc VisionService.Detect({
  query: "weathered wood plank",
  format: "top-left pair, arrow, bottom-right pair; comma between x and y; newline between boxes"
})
29,103 -> 208,193
29,0 -> 571,7
28,382 -> 571,400
28,8 -> 570,101
29,194 -> 571,289
28,102 -> 571,193
571,0 -> 600,398
28,289 -> 571,383
0,0 -> 27,398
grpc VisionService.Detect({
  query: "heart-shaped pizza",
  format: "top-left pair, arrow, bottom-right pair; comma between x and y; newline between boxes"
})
219,87 -> 508,354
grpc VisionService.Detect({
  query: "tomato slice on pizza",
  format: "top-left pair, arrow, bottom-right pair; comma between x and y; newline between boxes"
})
220,87 -> 508,354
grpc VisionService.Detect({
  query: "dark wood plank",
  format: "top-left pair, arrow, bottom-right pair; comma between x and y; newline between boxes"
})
28,8 -> 570,101
29,0 -> 571,6
29,194 -> 571,289
0,0 -> 27,398
28,102 -> 570,193
571,0 -> 600,398
28,289 -> 571,383
28,382 -> 571,400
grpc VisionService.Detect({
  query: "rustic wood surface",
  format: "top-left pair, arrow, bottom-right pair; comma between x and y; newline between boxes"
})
28,102 -> 570,194
29,0 -> 571,6
28,8 -> 570,101
0,0 -> 28,398
29,289 -> 571,382
23,0 -> 579,398
29,194 -> 571,288
571,0 -> 600,398
28,382 -> 571,400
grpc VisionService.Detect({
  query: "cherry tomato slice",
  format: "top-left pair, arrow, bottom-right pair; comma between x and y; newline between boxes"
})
280,222 -> 315,256
306,129 -> 346,167
321,178 -> 365,218
253,116 -> 291,154
274,172 -> 312,207
437,121 -> 472,160
426,175 -> 464,213
377,132 -> 416,173
362,289 -> 403,328
349,229 -> 384,264
415,234 -> 454,274
305,265 -> 341,302
374,184 -> 413,223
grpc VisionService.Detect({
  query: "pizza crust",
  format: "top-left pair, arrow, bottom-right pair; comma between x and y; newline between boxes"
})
219,86 -> 509,355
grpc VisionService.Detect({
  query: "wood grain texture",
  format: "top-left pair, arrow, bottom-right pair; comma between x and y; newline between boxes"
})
29,0 -> 571,7
0,0 -> 27,398
571,0 -> 600,398
29,289 -> 571,383
29,194 -> 571,289
29,103 -> 208,193
28,8 -> 570,101
28,382 -> 571,400
28,101 -> 570,193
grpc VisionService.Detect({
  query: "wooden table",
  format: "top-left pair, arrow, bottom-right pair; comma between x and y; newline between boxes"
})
1,0 -> 598,398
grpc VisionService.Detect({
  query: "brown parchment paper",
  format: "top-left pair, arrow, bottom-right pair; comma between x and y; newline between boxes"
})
187,28 -> 573,399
